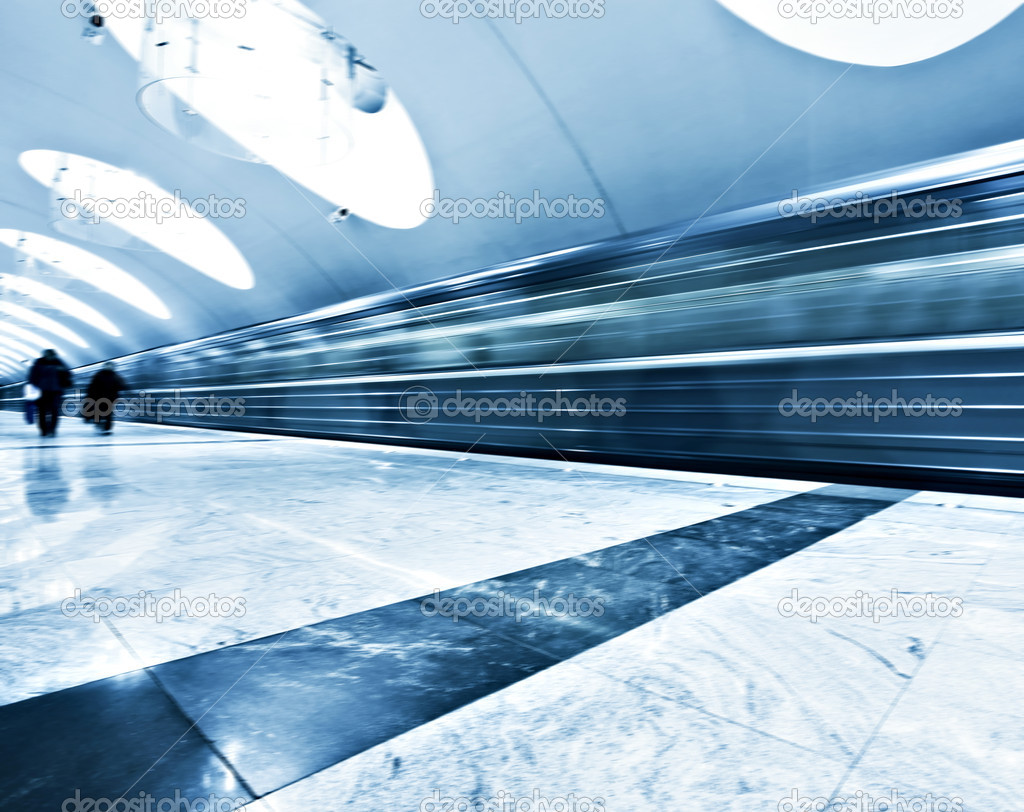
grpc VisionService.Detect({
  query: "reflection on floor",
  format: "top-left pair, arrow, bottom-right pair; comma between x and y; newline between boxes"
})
1,412 -> 1021,811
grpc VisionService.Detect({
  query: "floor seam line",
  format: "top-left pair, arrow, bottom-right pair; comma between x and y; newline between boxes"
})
103,618 -> 261,803
825,549 -> 991,803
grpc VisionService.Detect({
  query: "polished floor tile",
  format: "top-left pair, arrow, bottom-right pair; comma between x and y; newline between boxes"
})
1,412 -> 807,706
0,669 -> 250,811
243,655 -> 848,812
2,412 -> 1022,812
836,642 -> 1024,811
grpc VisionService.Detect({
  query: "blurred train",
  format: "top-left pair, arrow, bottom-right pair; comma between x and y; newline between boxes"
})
5,143 -> 1024,494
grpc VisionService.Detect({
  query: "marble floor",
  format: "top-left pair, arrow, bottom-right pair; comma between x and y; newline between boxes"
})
1,411 -> 1021,811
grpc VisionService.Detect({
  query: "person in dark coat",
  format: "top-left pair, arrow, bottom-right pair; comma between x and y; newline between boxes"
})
28,349 -> 72,437
86,363 -> 127,434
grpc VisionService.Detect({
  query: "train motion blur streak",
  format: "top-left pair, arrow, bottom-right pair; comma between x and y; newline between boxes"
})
5,147 -> 1024,493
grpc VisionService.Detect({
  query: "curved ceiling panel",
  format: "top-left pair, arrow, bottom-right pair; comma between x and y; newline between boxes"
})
0,274 -> 121,335
0,301 -> 89,348
0,342 -> 36,366
717,0 -> 1022,66
0,322 -> 56,353
19,150 -> 254,289
0,334 -> 38,358
0,230 -> 171,319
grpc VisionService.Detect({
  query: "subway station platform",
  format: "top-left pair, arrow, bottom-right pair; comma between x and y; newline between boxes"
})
1,412 -> 1022,811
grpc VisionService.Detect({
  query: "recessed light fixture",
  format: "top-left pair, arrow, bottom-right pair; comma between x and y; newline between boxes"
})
17,152 -> 254,289
0,229 -> 170,318
101,0 -> 433,229
716,0 -> 1021,66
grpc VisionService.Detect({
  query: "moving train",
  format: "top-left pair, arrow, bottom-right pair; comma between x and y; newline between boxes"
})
5,143 -> 1024,494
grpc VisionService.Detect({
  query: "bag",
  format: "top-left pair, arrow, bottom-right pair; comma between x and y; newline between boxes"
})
24,400 -> 36,425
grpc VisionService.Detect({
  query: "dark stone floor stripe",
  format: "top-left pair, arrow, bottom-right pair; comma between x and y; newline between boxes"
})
0,487 -> 911,809
0,670 -> 249,811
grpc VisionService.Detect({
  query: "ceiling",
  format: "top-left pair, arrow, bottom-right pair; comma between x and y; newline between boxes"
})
0,0 -> 1022,379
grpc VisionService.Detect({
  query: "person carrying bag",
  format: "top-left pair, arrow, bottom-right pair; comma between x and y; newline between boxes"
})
23,382 -> 40,425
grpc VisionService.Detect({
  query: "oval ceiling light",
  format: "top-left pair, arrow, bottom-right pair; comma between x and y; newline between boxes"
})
18,151 -> 254,289
0,365 -> 28,383
135,0 -> 355,167
0,358 -> 26,374
104,1 -> 433,230
0,344 -> 33,363
284,91 -> 435,229
0,333 -> 43,359
0,301 -> 88,348
0,357 -> 34,379
0,274 -> 121,336
716,0 -> 1022,66
0,339 -> 40,362
0,349 -> 36,373
0,357 -> 27,372
0,321 -> 56,353
0,229 -> 171,319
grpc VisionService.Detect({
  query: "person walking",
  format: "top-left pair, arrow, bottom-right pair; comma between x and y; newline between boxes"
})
28,349 -> 72,437
85,363 -> 127,434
